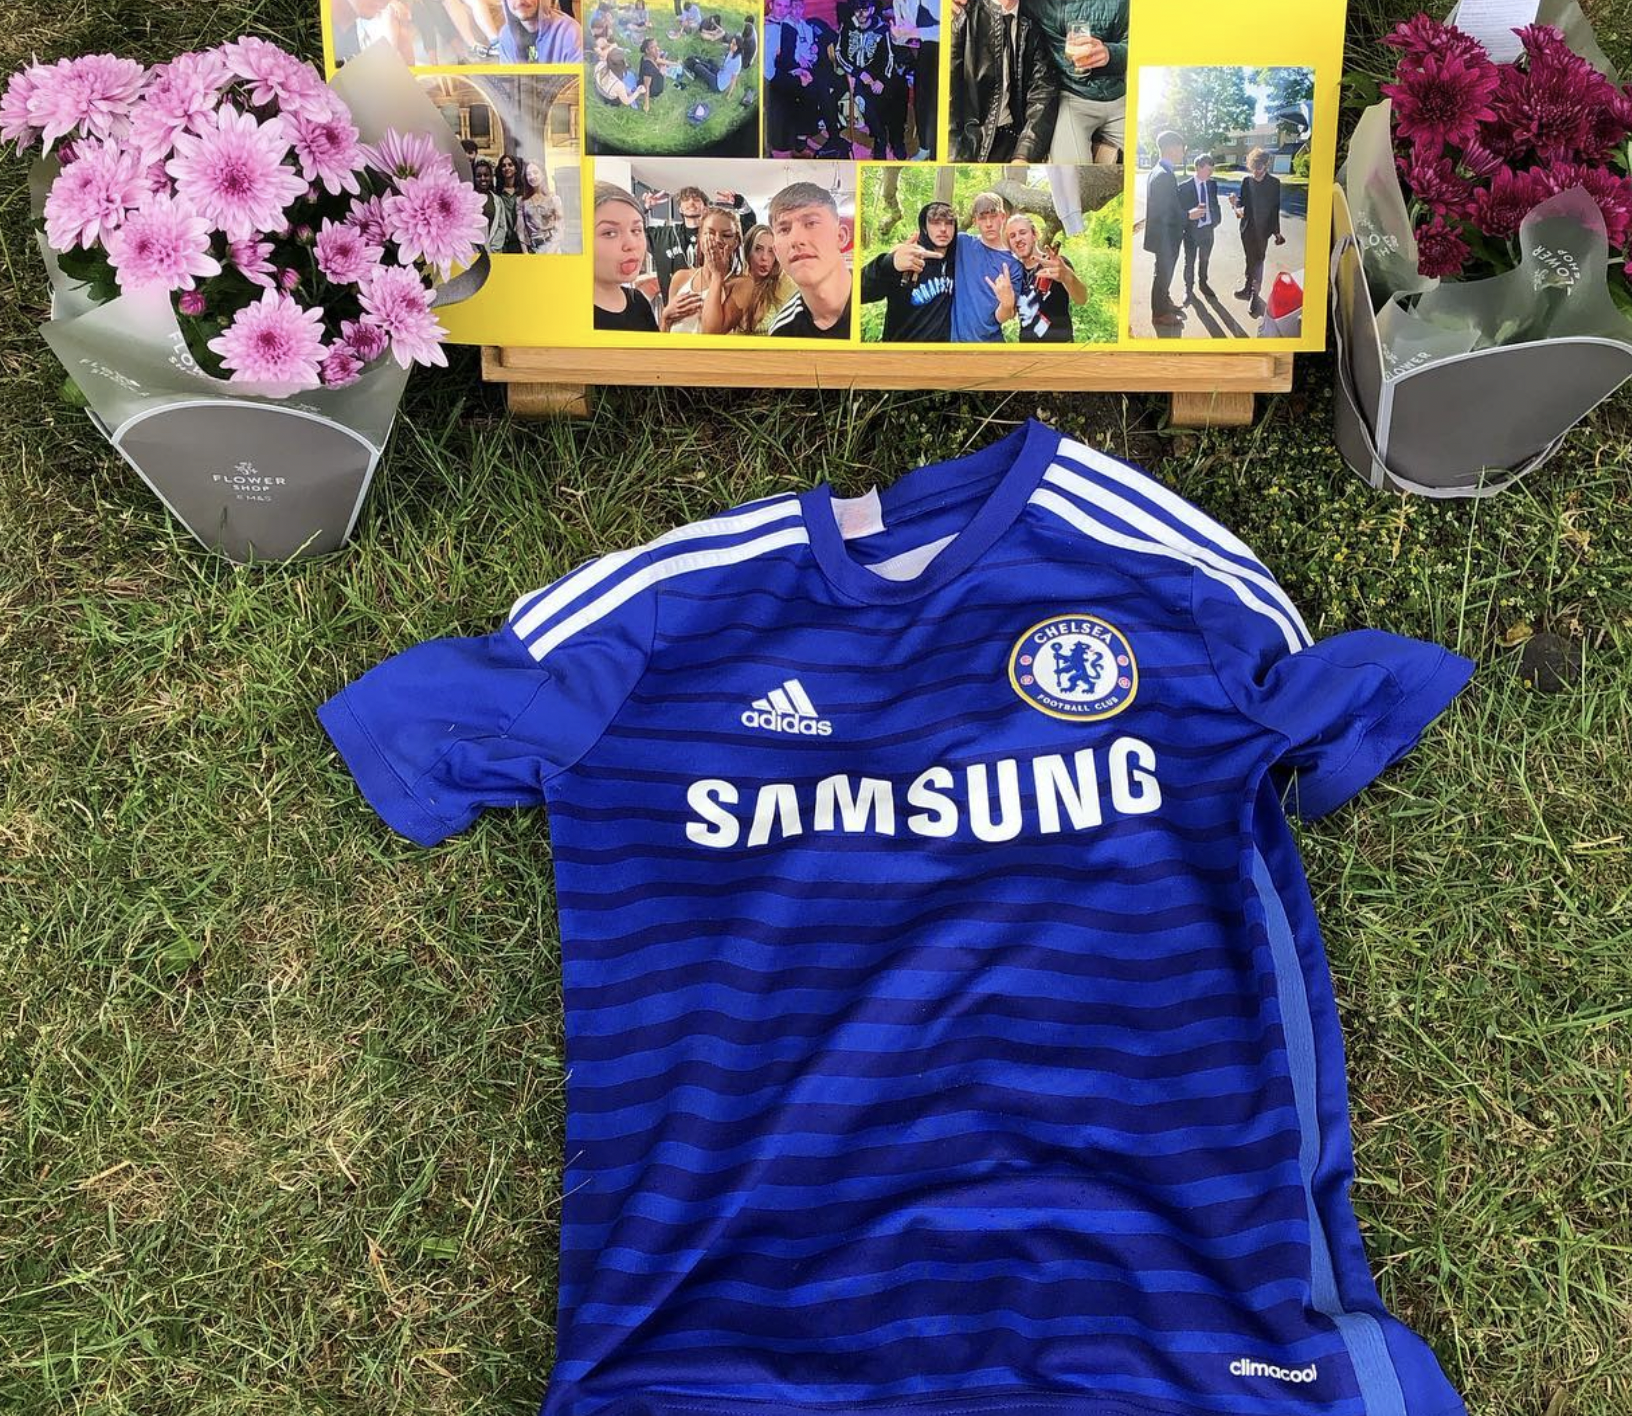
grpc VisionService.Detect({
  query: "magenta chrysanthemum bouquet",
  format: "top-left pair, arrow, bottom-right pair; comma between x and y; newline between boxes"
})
1,38 -> 487,394
1378,14 -> 1632,290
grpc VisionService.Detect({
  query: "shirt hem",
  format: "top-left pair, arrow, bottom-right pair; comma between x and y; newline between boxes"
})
564,1390 -> 1469,1416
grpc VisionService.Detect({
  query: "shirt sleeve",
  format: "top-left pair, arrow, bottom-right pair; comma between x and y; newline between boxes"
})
317,554 -> 657,847
1191,564 -> 1475,820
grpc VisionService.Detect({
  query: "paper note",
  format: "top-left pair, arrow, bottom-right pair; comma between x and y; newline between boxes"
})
1448,0 -> 1541,63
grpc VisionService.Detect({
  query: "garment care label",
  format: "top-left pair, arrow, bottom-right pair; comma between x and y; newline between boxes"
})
1448,0 -> 1541,63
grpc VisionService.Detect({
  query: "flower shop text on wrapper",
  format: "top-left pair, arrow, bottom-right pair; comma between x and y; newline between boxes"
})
1332,0 -> 1632,498
1,39 -> 491,562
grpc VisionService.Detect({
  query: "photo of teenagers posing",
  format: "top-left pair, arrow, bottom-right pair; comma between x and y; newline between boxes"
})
948,0 -> 1126,165
594,161 -> 855,337
1131,64 -> 1313,339
764,0 -> 941,160
859,163 -> 1121,344
331,0 -> 583,65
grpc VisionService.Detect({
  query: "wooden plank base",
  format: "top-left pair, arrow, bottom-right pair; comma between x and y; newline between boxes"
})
482,346 -> 1290,430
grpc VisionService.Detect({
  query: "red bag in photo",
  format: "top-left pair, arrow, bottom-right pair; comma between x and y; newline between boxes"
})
1268,270 -> 1304,319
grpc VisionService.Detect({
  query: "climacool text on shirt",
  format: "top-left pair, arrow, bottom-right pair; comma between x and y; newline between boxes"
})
685,736 -> 1162,849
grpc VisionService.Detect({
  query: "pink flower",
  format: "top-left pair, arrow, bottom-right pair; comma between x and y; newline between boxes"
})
1382,15 -> 1488,69
279,267 -> 301,292
361,129 -> 452,182
229,236 -> 277,287
1456,137 -> 1507,181
128,49 -> 232,161
1383,49 -> 1501,155
1580,89 -> 1632,165
290,109 -> 363,195
0,64 -> 41,150
178,289 -> 207,316
1469,166 -> 1546,239
1415,216 -> 1470,278
383,168 -> 487,276
357,265 -> 447,368
105,191 -> 222,291
1399,152 -> 1475,217
314,217 -> 382,284
340,316 -> 389,363
1493,25 -> 1617,163
43,139 -> 147,249
166,104 -> 305,241
1542,164 -> 1632,250
218,36 -> 331,119
346,193 -> 390,246
24,54 -> 147,147
206,288 -> 328,389
320,343 -> 363,387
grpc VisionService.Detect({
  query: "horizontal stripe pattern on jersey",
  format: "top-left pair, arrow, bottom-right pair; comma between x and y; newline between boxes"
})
318,418 -> 1475,1416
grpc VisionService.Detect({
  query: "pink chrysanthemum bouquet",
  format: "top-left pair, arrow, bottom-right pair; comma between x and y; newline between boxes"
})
2,37 -> 487,393
1377,14 -> 1632,290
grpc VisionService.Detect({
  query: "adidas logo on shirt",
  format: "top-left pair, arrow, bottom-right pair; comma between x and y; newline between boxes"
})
741,679 -> 833,737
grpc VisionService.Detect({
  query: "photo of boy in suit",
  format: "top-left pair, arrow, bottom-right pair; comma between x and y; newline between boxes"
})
1142,128 -> 1187,328
1181,151 -> 1220,305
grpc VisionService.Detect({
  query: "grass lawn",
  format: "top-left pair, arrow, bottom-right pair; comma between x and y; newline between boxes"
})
584,0 -> 759,156
3,1 -> 1632,1414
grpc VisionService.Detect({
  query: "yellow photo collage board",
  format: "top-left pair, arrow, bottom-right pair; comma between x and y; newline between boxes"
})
322,0 -> 1345,351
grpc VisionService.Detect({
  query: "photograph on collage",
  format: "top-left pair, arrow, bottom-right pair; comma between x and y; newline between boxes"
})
593,159 -> 856,337
948,0 -> 1125,165
586,0 -> 760,157
1132,64 -> 1313,339
421,73 -> 584,253
331,0 -> 584,66
764,0 -> 940,160
859,163 -> 1121,345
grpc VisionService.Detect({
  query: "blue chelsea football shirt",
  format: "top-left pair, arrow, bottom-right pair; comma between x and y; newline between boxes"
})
319,418 -> 1474,1416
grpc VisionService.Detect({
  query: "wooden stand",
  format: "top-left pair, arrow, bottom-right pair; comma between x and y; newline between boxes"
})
482,346 -> 1293,428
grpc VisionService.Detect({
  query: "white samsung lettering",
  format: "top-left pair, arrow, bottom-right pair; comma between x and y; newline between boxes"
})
967,759 -> 1023,843
905,766 -> 958,838
1228,1358 -> 1318,1384
686,737 -> 1162,850
1033,749 -> 1103,834
814,776 -> 895,835
1109,736 -> 1162,815
747,782 -> 802,848
685,780 -> 740,848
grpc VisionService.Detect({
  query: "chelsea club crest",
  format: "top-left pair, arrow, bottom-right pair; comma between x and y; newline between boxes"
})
1008,614 -> 1138,722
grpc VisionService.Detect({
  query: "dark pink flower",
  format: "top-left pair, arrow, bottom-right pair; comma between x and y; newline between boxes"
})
1542,164 -> 1632,249
1494,24 -> 1617,163
1579,86 -> 1632,165
1415,216 -> 1470,278
178,289 -> 207,316
1470,165 -> 1549,239
278,266 -> 300,292
1457,136 -> 1507,180
1383,49 -> 1501,155
1382,15 -> 1488,68
1399,152 -> 1475,217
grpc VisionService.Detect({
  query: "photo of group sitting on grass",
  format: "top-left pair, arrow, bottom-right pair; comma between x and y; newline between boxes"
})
587,0 -> 759,156
859,163 -> 1121,344
592,159 -> 857,337
765,0 -> 940,160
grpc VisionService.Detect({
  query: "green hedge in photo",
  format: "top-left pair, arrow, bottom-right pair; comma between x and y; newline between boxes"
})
858,165 -> 1122,346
